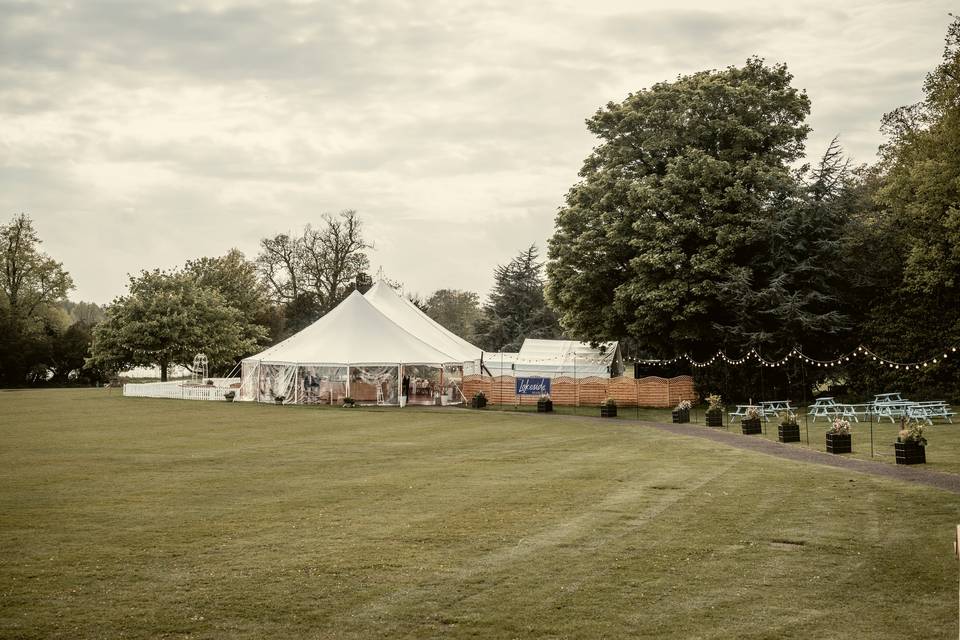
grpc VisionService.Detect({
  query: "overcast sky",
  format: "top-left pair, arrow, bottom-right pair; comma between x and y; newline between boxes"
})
1,0 -> 954,304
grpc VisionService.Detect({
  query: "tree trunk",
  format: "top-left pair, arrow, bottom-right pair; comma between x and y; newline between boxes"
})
160,360 -> 168,382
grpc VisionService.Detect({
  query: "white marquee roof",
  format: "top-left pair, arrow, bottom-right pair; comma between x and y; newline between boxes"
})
244,290 -> 460,365
519,339 -> 619,366
364,280 -> 483,362
464,340 -> 622,378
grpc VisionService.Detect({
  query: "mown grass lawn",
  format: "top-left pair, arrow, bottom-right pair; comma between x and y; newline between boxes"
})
1,389 -> 958,639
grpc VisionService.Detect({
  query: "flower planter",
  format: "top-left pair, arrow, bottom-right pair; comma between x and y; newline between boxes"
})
537,399 -> 553,413
894,441 -> 926,465
672,409 -> 689,423
778,424 -> 800,443
471,396 -> 487,409
705,412 -> 723,427
600,405 -> 617,418
826,432 -> 851,454
741,418 -> 762,435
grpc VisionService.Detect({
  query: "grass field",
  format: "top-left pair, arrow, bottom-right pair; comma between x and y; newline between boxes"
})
1,389 -> 958,638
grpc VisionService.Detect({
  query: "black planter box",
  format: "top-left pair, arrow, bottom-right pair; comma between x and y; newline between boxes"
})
537,399 -> 553,413
471,396 -> 487,409
705,412 -> 723,427
826,432 -> 851,454
778,424 -> 800,443
741,418 -> 762,435
894,441 -> 926,464
600,405 -> 617,418
672,409 -> 689,423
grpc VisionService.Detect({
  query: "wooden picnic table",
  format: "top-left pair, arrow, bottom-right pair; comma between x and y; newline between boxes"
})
760,400 -> 795,419
808,397 -> 841,422
728,404 -> 762,423
873,392 -> 904,403
872,400 -> 914,423
906,401 -> 955,424
835,403 -> 872,422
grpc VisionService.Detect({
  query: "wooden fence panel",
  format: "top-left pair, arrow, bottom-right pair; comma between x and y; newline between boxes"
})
462,374 -> 695,408
607,376 -> 639,406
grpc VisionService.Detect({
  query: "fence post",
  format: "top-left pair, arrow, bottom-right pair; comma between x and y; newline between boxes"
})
574,353 -> 578,415
953,525 -> 959,635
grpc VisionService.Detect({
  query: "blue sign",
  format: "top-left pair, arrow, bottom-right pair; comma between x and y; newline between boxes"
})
515,377 -> 550,395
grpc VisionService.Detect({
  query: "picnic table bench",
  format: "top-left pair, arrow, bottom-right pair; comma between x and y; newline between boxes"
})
803,393 -> 954,425
873,392 -> 904,403
808,397 -> 841,422
729,401 -> 796,423
872,400 -> 915,422
835,403 -> 872,422
761,400 -> 795,419
906,401 -> 955,424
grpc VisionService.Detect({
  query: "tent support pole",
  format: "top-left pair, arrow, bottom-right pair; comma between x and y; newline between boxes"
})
346,366 -> 351,400
398,364 -> 403,407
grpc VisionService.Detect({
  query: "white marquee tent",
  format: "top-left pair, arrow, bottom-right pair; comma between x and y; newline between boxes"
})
240,283 -> 485,406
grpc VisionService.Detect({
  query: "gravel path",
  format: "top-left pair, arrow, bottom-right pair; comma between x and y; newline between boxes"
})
639,420 -> 960,494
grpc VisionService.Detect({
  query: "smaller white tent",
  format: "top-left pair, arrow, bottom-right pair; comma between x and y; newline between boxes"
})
465,339 -> 623,379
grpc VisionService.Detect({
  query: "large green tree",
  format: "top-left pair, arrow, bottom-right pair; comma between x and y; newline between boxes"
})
184,249 -> 269,322
89,270 -> 266,381
842,16 -> 960,400
714,138 -> 858,357
546,58 -> 811,359
424,289 -> 481,341
183,248 -> 278,343
0,214 -> 74,385
474,245 -> 562,352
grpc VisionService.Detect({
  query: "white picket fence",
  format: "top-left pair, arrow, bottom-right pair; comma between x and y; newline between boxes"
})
123,379 -> 240,401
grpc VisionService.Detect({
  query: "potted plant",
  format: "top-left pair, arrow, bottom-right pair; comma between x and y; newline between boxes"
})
537,394 -> 553,413
895,417 -> 927,465
274,395 -> 285,405
224,390 -> 236,402
672,400 -> 691,423
826,417 -> 851,454
600,398 -> 617,418
705,394 -> 723,427
741,406 -> 762,434
342,397 -> 356,408
777,412 -> 800,443
471,391 -> 487,409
